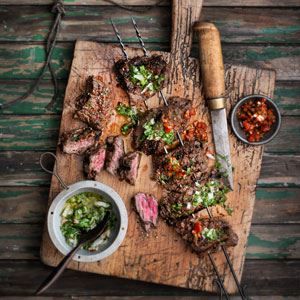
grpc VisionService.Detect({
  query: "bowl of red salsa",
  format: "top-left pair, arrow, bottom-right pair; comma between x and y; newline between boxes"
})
230,95 -> 281,145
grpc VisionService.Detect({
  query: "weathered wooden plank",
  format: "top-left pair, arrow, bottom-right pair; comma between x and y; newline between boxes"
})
1,80 -> 299,115
0,6 -> 299,44
0,115 -> 298,153
0,115 -> 60,151
259,154 -> 300,187
0,187 -> 48,224
0,0 -> 299,7
253,188 -> 300,224
1,187 -> 299,224
0,224 -> 298,260
0,260 -> 299,296
0,80 -> 65,114
0,43 -> 298,81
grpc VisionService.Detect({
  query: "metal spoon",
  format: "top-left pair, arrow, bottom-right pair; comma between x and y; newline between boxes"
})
35,211 -> 111,295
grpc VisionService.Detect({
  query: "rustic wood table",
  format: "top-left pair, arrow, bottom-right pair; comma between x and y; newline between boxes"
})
0,0 -> 299,298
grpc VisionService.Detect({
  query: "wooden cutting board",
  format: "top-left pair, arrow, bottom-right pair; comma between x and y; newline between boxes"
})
40,0 -> 275,294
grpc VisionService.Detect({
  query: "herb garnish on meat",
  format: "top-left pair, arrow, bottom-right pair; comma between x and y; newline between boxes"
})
115,103 -> 139,135
129,65 -> 165,94
202,227 -> 223,241
142,118 -> 175,145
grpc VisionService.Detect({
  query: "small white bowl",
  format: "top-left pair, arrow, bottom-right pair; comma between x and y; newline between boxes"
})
47,180 -> 128,263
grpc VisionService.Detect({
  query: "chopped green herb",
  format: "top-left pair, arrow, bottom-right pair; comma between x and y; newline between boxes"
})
60,192 -> 115,251
142,118 -> 175,145
116,103 -> 139,136
202,227 -> 222,241
171,202 -> 183,211
192,180 -> 231,213
129,65 -> 164,93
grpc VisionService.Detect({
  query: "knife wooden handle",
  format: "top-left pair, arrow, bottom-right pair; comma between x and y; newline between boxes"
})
194,22 -> 225,110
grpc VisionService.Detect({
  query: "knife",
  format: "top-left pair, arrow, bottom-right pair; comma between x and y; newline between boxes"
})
194,22 -> 234,190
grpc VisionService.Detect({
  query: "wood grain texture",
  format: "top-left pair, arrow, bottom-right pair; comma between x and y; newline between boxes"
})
1,115 -> 299,153
2,152 -> 299,187
0,0 -> 299,6
2,223 -> 300,260
0,43 -> 298,81
39,39 -> 275,294
2,187 -> 300,224
0,80 -> 298,116
0,260 -> 299,296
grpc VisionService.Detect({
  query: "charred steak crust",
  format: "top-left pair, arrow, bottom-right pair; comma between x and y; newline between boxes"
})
74,75 -> 112,131
152,140 -> 209,192
175,215 -> 238,256
105,136 -> 125,176
59,127 -> 101,155
118,151 -> 141,185
115,55 -> 167,104
133,193 -> 158,232
132,97 -> 194,155
84,144 -> 106,180
159,187 -> 204,225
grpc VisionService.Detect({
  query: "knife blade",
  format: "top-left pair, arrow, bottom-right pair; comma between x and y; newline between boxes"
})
211,109 -> 234,190
194,22 -> 234,190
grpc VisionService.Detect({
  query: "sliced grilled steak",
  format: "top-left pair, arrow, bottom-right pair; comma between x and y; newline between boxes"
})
105,136 -> 125,176
84,144 -> 106,179
152,140 -> 209,192
115,55 -> 167,106
159,187 -> 203,225
133,193 -> 158,232
132,97 -> 195,155
160,179 -> 229,224
175,214 -> 238,256
59,127 -> 100,155
118,151 -> 141,185
74,75 -> 112,131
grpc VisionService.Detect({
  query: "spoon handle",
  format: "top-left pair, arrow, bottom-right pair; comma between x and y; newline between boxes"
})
35,243 -> 81,295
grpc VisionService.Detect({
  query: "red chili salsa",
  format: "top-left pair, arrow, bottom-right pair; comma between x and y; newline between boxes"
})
237,98 -> 276,142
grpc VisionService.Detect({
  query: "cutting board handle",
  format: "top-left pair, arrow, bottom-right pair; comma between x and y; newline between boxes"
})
170,0 -> 203,74
194,22 -> 226,110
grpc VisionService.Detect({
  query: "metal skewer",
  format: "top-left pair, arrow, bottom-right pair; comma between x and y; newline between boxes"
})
110,18 -> 240,299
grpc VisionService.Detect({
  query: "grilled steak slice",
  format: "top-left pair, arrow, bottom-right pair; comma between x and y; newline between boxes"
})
133,193 -> 158,232
105,136 -> 125,176
84,144 -> 106,180
175,214 -> 238,256
159,187 -> 203,225
152,140 -> 209,192
160,179 -> 229,224
115,55 -> 167,105
60,127 -> 101,155
75,75 -> 112,131
118,151 -> 141,185
132,97 -> 195,155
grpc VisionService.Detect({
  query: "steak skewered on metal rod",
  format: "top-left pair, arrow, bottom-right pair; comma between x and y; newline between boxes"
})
110,18 -> 245,299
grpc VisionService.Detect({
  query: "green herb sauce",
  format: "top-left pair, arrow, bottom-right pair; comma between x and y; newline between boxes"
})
129,65 -> 164,93
60,192 -> 114,251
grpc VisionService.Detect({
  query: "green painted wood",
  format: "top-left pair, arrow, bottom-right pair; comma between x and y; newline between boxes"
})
254,188 -> 300,224
0,116 -> 298,152
0,6 -> 299,44
2,187 -> 298,224
0,223 -> 298,260
0,0 -> 300,6
0,260 -> 299,296
0,43 -> 298,81
1,80 -> 299,116
0,187 -> 48,224
0,116 -> 60,151
0,80 -> 65,114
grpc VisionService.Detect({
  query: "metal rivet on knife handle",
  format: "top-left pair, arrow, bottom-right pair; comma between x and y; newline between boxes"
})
194,22 -> 225,108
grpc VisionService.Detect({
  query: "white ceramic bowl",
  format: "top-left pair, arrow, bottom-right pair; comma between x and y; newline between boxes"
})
47,180 -> 128,263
